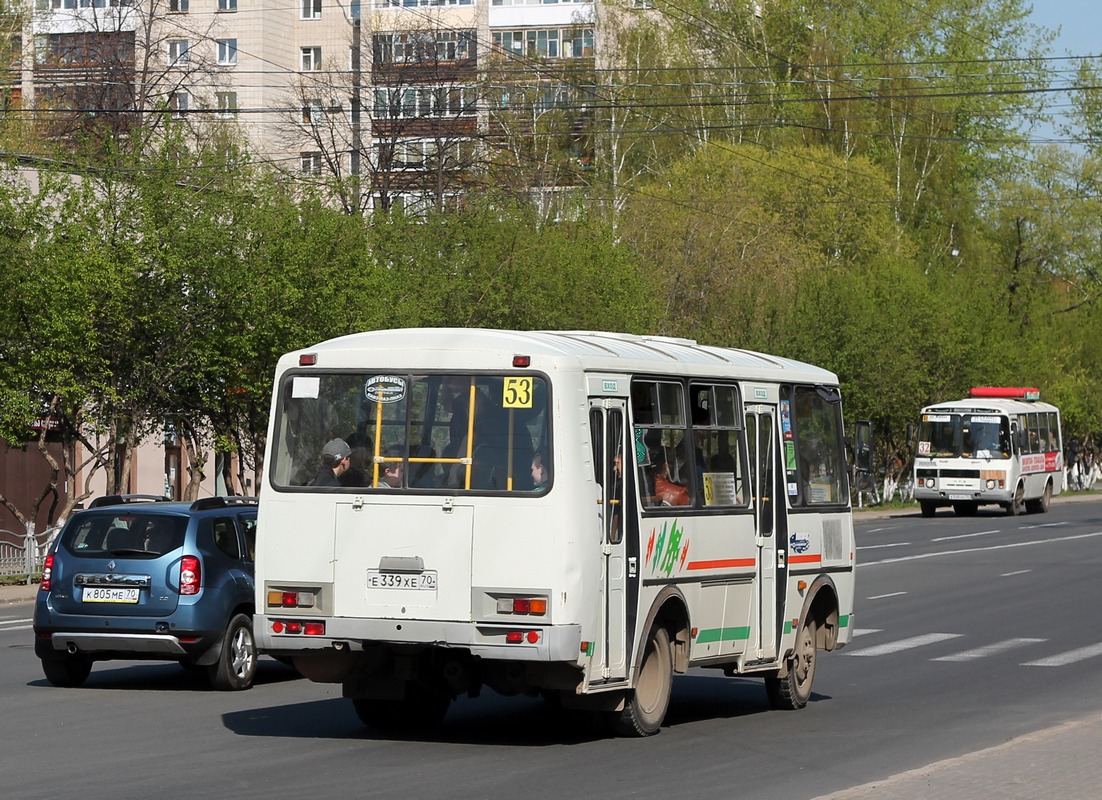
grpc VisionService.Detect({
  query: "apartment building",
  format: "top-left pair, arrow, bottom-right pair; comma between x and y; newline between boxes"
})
24,0 -> 601,212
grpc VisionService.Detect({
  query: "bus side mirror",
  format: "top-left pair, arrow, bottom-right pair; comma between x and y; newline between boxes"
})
854,420 -> 874,474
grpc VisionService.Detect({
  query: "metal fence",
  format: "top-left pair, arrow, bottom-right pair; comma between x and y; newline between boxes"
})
0,526 -> 59,581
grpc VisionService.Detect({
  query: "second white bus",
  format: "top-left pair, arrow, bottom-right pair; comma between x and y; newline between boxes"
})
255,329 -> 857,736
914,387 -> 1063,517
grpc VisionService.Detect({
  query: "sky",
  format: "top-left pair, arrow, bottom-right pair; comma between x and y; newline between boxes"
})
1028,0 -> 1101,59
1025,0 -> 1101,143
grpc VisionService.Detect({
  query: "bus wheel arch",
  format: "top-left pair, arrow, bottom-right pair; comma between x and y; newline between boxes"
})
638,586 -> 691,674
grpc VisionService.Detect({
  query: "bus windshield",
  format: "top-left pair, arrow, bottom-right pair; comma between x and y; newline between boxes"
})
269,372 -> 549,492
917,413 -> 1010,459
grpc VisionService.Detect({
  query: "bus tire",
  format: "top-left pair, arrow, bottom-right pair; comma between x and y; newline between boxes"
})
919,501 -> 936,518
1026,482 -> 1052,514
608,625 -> 673,737
1006,484 -> 1026,516
352,684 -> 451,733
765,617 -> 817,710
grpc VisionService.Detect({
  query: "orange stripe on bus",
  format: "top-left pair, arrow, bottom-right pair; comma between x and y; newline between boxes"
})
686,559 -> 757,570
789,554 -> 822,564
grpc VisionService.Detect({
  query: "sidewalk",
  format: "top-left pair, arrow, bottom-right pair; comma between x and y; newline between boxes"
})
814,713 -> 1102,799
0,582 -> 39,604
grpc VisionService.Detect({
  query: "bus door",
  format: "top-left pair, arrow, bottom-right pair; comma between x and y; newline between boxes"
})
745,404 -> 779,661
589,398 -> 634,682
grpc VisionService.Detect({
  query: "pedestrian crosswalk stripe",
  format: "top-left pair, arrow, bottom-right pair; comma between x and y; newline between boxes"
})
932,638 -> 1046,662
1022,642 -> 1102,667
845,633 -> 963,657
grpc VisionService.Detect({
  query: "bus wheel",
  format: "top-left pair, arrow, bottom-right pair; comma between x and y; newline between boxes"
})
1026,482 -> 1052,514
608,626 -> 673,737
765,617 -> 817,710
352,684 -> 450,733
919,501 -> 936,518
1006,484 -> 1026,516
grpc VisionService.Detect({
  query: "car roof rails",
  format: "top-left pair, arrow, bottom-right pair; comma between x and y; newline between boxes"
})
88,494 -> 171,509
189,496 -> 260,511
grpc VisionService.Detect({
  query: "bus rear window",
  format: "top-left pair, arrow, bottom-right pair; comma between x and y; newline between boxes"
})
269,372 -> 549,493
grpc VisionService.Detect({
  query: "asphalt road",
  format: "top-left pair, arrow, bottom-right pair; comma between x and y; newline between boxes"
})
3,496 -> 1101,800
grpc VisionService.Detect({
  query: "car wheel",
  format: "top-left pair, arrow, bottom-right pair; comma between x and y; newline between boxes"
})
208,613 -> 257,691
41,654 -> 92,688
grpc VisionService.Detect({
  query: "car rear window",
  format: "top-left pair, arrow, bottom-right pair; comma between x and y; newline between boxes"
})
63,513 -> 188,558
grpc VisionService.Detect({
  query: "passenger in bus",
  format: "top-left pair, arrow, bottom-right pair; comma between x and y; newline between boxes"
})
377,445 -> 405,488
312,438 -> 352,487
531,451 -> 548,491
651,447 -> 690,506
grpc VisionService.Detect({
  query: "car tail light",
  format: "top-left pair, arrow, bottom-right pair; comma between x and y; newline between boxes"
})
40,553 -> 54,591
180,556 -> 201,595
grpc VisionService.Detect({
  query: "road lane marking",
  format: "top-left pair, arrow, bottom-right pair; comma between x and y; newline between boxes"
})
1000,569 -> 1032,577
852,629 -> 882,637
857,542 -> 912,549
931,529 -> 1000,542
1023,642 -> 1102,667
0,618 -> 32,626
866,592 -> 907,600
1020,522 -> 1069,530
933,638 -> 1046,662
845,633 -> 963,657
858,530 -> 1102,566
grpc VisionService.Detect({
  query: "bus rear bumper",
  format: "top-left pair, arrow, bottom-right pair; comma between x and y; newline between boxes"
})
256,613 -> 583,662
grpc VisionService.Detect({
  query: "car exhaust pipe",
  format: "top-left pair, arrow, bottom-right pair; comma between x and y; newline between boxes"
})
67,642 -> 79,654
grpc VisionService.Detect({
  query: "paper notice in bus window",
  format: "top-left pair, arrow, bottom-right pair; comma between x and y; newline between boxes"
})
810,483 -> 833,503
924,414 -> 951,422
917,440 -> 931,455
703,472 -> 737,505
970,415 -> 1001,424
291,376 -> 320,399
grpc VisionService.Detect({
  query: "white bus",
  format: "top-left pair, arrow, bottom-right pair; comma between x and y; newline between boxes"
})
255,329 -> 857,736
914,387 -> 1063,518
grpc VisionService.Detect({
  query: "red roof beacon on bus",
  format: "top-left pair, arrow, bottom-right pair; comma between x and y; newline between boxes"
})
968,387 -> 1041,401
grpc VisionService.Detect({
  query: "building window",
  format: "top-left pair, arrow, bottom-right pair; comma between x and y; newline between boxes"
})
218,0 -> 237,9
217,38 -> 238,65
373,30 -> 474,64
215,91 -> 238,118
169,91 -> 189,116
301,0 -> 321,18
492,28 -> 593,59
301,152 -> 322,175
168,39 -> 189,66
300,46 -> 322,71
169,0 -> 188,12
302,98 -> 323,124
375,0 -> 470,6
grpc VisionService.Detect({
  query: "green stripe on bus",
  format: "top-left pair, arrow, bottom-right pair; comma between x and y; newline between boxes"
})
696,627 -> 751,644
839,614 -> 850,628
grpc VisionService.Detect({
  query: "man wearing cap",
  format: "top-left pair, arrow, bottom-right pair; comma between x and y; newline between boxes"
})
313,438 -> 352,486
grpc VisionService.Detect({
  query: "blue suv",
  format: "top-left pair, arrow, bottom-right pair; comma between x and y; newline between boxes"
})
33,495 -> 259,690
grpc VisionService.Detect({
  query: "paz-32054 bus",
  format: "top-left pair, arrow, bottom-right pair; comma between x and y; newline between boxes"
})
255,329 -> 857,736
914,387 -> 1063,517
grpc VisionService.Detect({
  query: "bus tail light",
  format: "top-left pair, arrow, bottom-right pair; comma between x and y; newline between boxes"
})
271,620 -> 326,636
267,590 -> 316,608
180,556 -> 201,595
497,596 -> 548,615
505,631 -> 541,644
